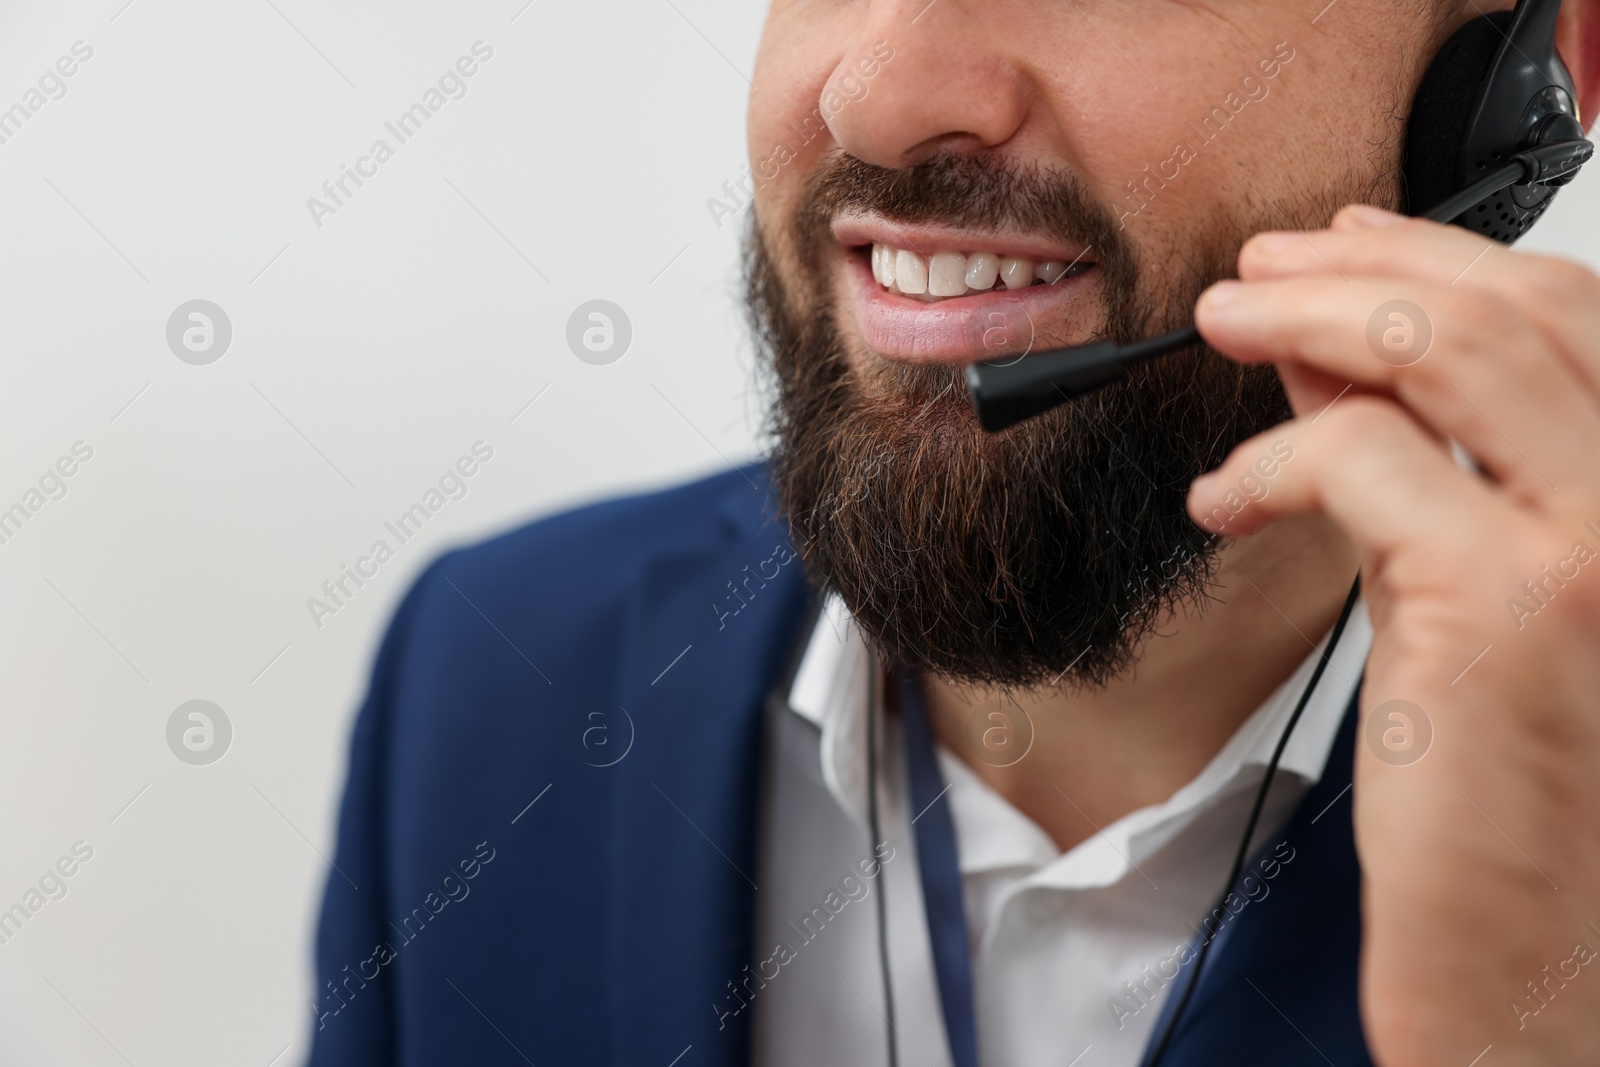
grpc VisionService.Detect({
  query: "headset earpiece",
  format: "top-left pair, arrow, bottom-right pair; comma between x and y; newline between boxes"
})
1404,0 -> 1584,242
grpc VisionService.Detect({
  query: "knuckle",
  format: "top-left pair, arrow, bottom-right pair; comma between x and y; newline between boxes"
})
1526,255 -> 1600,306
1314,399 -> 1432,484
1322,395 -> 1404,444
1237,235 -> 1277,276
1424,289 -> 1533,372
1525,534 -> 1600,633
1331,204 -> 1367,228
1436,288 -> 1514,346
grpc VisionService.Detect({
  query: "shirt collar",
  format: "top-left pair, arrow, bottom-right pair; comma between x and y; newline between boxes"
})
787,590 -> 1373,883
788,594 -> 875,824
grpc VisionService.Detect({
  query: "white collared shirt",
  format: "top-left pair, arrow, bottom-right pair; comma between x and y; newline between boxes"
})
748,593 -> 1372,1067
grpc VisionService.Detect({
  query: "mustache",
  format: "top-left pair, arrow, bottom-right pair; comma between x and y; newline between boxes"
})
791,148 -> 1151,343
798,148 -> 1129,261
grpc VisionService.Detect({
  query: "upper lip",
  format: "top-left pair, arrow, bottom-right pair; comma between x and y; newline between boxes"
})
831,212 -> 1094,265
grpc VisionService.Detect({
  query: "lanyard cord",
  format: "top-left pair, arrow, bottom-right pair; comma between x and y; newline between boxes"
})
868,575 -> 1362,1067
1138,574 -> 1362,1067
901,671 -> 983,1067
867,660 -> 901,1067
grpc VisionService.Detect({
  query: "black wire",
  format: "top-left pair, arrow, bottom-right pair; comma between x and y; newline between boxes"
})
1133,153 -> 1544,1063
868,660 -> 900,1067
1421,160 -> 1529,224
1421,138 -> 1593,224
1139,575 -> 1363,1067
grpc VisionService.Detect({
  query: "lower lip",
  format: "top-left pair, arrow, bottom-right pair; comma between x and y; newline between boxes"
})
843,247 -> 1102,364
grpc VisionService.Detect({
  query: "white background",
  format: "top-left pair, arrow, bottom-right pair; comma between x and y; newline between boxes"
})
0,2 -> 1594,1064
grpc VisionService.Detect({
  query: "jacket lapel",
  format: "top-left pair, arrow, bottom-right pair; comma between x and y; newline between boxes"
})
605,475 -> 811,1067
1147,684 -> 1375,1066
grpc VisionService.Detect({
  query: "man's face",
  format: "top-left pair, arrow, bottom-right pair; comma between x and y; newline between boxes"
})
746,0 -> 1450,688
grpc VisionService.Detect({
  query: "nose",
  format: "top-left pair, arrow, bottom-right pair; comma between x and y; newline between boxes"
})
823,2 -> 1033,168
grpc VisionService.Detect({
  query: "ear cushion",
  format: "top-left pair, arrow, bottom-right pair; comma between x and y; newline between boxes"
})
1402,12 -> 1512,215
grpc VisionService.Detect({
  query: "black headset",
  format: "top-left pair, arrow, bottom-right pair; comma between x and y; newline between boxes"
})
965,0 -> 1593,432
1406,0 -> 1586,241
866,4 -> 1590,1066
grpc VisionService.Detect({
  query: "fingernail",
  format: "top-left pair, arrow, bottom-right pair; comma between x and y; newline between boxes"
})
1202,280 -> 1243,309
1252,232 -> 1298,254
1343,204 -> 1405,228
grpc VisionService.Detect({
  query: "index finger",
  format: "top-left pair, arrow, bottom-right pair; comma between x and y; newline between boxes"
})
1234,206 -> 1600,401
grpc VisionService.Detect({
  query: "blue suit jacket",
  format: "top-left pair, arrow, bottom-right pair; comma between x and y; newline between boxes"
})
307,465 -> 1375,1066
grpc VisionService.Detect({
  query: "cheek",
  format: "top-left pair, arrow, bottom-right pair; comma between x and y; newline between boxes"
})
748,23 -> 844,218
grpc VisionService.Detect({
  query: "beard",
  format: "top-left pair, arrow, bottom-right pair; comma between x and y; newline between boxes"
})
747,149 -> 1379,690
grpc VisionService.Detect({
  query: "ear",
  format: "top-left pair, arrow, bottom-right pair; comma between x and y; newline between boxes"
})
1556,0 -> 1600,130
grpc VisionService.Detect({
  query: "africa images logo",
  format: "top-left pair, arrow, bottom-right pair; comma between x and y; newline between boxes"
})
304,41 -> 495,229
712,843 -> 895,1032
306,441 -> 494,630
310,841 -> 496,1030
704,41 -> 894,230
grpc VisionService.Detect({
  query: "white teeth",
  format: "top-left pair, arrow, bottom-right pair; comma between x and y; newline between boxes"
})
1000,256 -> 1034,290
928,252 -> 967,297
964,252 -> 999,291
869,243 -> 1088,299
895,250 -> 928,295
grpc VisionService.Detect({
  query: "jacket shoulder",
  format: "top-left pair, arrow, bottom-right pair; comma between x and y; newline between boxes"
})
309,463 -> 806,1065
381,461 -> 794,701
439,462 -> 777,594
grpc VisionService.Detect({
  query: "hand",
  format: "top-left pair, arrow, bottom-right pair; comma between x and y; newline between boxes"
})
1189,204 -> 1600,1067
